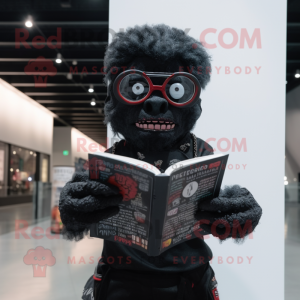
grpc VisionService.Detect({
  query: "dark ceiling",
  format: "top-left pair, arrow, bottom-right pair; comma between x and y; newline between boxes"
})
0,0 -> 298,147
0,0 -> 109,146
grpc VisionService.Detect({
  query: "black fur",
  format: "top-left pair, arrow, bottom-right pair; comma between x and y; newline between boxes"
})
59,24 -> 262,242
104,25 -> 211,151
103,24 -> 211,88
59,172 -> 122,241
105,58 -> 204,151
196,185 -> 262,242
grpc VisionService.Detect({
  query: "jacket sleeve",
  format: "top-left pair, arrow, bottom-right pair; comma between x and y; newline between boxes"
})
196,138 -> 214,157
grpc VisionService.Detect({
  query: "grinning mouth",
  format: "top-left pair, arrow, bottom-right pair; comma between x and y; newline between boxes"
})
135,119 -> 176,131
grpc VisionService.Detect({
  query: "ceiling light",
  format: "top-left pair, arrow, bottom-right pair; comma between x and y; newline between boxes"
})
28,177 -> 32,182
25,20 -> 33,28
72,60 -> 77,65
88,84 -> 94,93
25,16 -> 33,28
56,53 -> 62,64
91,98 -> 96,106
284,180 -> 288,185
66,73 -> 73,80
295,70 -> 300,79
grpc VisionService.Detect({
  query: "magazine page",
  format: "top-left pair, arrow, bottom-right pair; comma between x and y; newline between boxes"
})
89,153 -> 158,254
159,154 -> 229,254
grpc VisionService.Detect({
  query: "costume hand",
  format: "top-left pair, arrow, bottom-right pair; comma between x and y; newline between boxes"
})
195,185 -> 262,241
59,171 -> 123,241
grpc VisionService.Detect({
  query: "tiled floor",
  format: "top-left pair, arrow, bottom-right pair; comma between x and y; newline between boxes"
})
0,203 -> 104,300
0,203 -> 36,235
0,202 -> 299,300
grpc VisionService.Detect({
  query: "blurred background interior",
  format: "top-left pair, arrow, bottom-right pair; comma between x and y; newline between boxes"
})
0,0 -> 299,299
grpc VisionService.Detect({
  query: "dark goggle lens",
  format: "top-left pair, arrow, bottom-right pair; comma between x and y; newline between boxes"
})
166,76 -> 195,103
119,74 -> 149,101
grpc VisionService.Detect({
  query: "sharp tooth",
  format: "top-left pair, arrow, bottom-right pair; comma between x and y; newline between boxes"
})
167,125 -> 171,129
161,124 -> 166,130
152,121 -> 158,123
148,124 -> 154,129
165,122 -> 169,124
143,124 -> 147,129
171,124 -> 175,128
155,124 -> 160,130
159,121 -> 164,123
147,121 -> 151,123
136,123 -> 140,128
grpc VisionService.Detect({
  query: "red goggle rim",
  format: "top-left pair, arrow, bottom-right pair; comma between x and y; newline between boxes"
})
112,69 -> 201,107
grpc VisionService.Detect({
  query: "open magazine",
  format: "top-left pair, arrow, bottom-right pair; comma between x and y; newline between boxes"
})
89,152 -> 229,256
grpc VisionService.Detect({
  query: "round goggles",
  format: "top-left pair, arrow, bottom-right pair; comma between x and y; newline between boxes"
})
112,69 -> 201,108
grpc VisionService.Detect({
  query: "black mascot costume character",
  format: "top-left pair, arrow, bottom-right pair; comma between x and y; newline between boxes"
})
59,24 -> 262,300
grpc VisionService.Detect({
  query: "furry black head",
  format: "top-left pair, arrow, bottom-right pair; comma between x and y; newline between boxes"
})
103,24 -> 212,151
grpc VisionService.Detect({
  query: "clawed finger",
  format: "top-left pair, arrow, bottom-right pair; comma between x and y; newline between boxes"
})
66,194 -> 123,212
68,181 -> 120,197
70,206 -> 120,224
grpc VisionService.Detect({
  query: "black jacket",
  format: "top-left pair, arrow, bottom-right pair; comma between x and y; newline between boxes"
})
100,133 -> 262,273
102,134 -> 214,273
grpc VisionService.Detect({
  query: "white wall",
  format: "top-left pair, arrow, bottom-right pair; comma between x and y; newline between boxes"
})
0,79 -> 106,182
71,127 -> 106,164
285,85 -> 300,202
52,127 -> 73,167
108,1 -> 286,299
286,84 -> 300,182
0,79 -> 53,155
